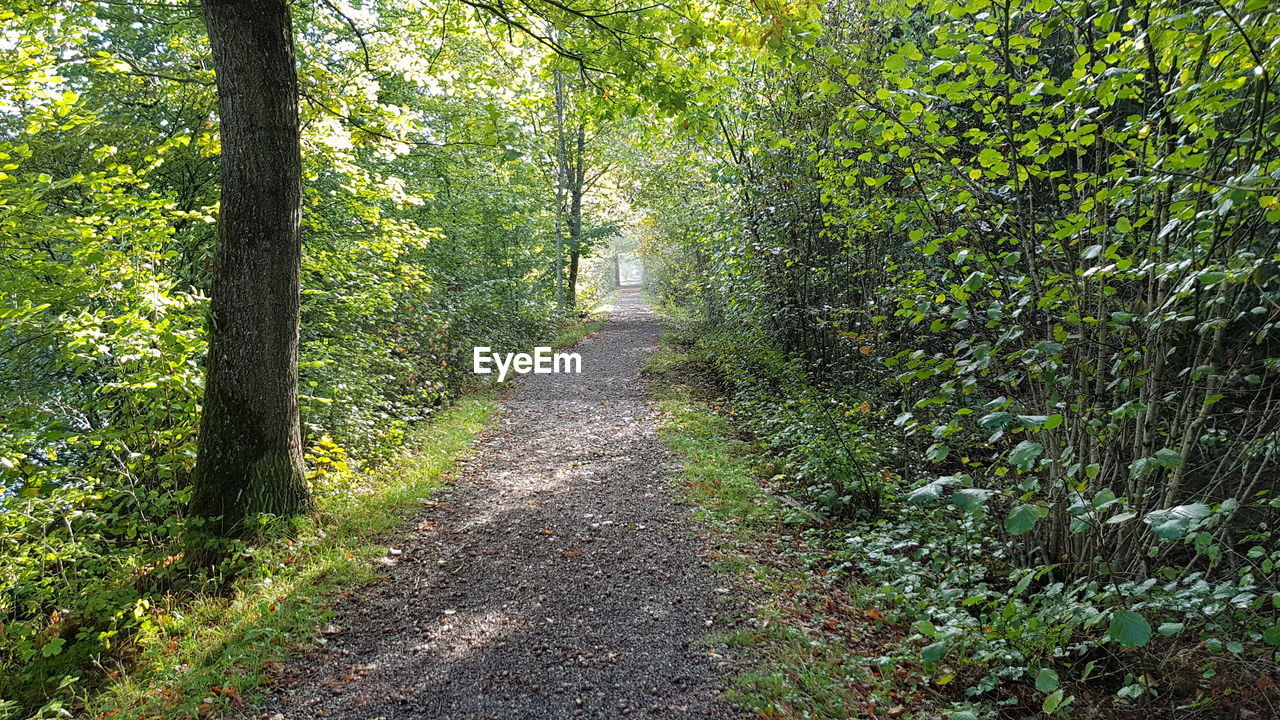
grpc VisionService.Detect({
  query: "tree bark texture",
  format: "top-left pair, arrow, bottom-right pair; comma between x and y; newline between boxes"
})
189,0 -> 311,538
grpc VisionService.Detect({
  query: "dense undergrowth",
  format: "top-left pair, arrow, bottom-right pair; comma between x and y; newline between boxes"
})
1,309 -> 603,719
649,324 -> 1279,718
630,0 -> 1280,714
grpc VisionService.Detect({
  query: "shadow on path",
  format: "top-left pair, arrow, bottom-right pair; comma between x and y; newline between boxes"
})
262,288 -> 738,719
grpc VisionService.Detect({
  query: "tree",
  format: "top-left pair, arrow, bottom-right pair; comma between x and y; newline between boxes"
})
551,69 -> 612,310
188,0 -> 311,544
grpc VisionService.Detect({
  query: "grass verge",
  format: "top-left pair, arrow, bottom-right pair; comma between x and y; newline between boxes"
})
644,334 -> 926,720
82,396 -> 496,719
549,314 -> 605,349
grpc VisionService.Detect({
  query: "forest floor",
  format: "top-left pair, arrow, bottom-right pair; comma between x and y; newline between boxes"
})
256,288 -> 742,719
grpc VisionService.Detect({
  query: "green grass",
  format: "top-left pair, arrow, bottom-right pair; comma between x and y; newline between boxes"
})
644,335 -> 908,720
83,395 -> 496,719
80,309 -> 604,719
548,312 -> 606,349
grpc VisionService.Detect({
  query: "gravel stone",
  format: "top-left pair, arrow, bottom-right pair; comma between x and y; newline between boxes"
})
259,288 -> 740,719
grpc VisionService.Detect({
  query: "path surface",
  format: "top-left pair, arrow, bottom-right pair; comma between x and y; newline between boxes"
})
262,289 -> 738,719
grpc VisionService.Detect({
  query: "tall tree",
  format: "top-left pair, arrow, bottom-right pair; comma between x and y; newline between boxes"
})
552,70 -> 608,310
188,0 -> 311,543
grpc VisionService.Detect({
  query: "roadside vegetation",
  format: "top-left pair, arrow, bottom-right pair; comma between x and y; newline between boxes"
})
4,0 -> 1278,716
632,0 -> 1280,714
648,318 -> 1279,718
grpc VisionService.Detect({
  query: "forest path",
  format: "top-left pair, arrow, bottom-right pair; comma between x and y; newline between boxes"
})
261,288 -> 738,719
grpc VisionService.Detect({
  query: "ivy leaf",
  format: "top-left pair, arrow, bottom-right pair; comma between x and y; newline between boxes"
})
1153,448 -> 1183,468
40,637 -> 66,657
1108,609 -> 1151,648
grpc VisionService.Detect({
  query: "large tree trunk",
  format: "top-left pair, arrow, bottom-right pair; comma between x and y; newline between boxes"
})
189,0 -> 311,543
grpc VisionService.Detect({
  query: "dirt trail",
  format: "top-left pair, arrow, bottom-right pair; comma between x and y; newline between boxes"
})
262,288 -> 738,719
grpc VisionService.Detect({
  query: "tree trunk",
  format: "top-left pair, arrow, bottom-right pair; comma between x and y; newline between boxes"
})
553,68 -> 568,313
189,0 -> 311,544
564,123 -> 586,309
567,242 -> 581,310
566,183 -> 583,310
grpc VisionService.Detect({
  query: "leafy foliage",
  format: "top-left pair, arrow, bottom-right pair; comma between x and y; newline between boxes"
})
0,0 -> 643,713
638,0 -> 1280,713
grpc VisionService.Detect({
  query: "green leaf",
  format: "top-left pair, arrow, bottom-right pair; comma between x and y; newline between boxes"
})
1199,270 -> 1226,286
922,641 -> 948,662
1154,448 -> 1183,468
1005,504 -> 1043,535
907,475 -> 963,503
1157,622 -> 1184,636
1035,667 -> 1060,692
1042,689 -> 1065,713
1009,440 -> 1044,470
978,411 -> 1013,429
1263,624 -> 1280,646
951,488 -> 993,512
1108,609 -> 1151,648
914,619 -> 938,637
1143,503 -> 1210,540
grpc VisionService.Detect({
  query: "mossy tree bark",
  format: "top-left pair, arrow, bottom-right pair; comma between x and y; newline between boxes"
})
188,0 -> 311,545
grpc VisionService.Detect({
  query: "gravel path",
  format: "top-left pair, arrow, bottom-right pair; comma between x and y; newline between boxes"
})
261,288 -> 739,719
